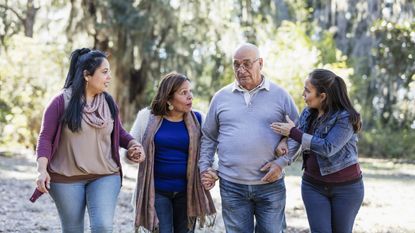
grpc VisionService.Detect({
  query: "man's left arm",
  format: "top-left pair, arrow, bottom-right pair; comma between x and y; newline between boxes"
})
261,93 -> 300,182
273,95 -> 301,168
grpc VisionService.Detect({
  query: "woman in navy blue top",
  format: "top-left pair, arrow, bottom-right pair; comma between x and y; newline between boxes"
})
128,72 -> 216,233
271,69 -> 364,233
153,114 -> 192,192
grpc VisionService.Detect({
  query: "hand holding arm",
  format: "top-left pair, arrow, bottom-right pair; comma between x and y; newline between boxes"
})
271,115 -> 295,137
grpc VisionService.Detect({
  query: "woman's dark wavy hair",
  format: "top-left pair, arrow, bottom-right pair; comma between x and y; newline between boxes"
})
307,69 -> 362,132
150,72 -> 190,116
62,48 -> 116,132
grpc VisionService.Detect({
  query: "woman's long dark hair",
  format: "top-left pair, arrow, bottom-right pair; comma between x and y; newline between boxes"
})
62,48 -> 116,132
307,69 -> 362,132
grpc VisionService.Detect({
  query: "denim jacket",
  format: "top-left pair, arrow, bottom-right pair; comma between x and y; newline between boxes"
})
276,108 -> 359,176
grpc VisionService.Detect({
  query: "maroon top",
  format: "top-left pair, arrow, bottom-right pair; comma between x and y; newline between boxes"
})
289,127 -> 361,186
31,93 -> 134,202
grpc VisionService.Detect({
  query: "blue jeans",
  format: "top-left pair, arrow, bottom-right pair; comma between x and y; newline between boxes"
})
301,179 -> 364,233
219,178 -> 286,233
155,190 -> 194,233
49,174 -> 121,233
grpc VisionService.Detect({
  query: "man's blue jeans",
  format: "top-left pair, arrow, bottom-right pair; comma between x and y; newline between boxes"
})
219,178 -> 286,233
49,174 -> 121,233
301,178 -> 364,233
154,190 -> 194,233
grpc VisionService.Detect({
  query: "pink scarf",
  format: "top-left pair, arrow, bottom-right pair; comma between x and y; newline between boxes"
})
83,93 -> 111,128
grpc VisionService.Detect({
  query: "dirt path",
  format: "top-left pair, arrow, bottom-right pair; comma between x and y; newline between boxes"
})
1,152 -> 414,232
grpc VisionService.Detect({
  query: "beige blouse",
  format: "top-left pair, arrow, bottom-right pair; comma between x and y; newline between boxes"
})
49,90 -> 119,178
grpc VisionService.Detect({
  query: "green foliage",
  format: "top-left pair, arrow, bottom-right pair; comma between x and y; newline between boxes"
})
260,21 -> 318,110
0,0 -> 23,45
359,129 -> 415,160
367,20 -> 415,129
315,31 -> 338,64
353,20 -> 415,159
261,21 -> 351,111
0,35 -> 65,149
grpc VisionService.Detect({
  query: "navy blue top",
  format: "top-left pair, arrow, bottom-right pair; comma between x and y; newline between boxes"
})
153,112 -> 201,192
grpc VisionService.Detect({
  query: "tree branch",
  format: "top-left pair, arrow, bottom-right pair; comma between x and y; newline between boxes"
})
0,4 -> 25,24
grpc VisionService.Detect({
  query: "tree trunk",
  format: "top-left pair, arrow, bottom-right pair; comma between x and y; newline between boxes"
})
23,0 -> 39,37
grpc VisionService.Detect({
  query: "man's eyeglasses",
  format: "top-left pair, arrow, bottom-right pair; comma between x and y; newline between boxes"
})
233,58 -> 260,70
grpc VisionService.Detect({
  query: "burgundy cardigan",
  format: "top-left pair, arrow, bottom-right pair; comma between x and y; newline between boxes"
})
30,93 -> 134,202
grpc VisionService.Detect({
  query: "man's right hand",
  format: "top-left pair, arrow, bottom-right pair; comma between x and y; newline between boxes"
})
260,162 -> 282,183
201,167 -> 219,190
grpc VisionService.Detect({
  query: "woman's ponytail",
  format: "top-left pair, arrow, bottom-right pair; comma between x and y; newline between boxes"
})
64,49 -> 90,88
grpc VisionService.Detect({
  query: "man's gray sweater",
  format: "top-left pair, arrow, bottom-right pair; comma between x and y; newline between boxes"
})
199,79 -> 299,185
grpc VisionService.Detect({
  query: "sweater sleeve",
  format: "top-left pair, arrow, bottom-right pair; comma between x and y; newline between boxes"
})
115,104 -> 134,149
289,127 -> 303,143
199,99 -> 219,173
36,95 -> 63,161
273,137 -> 301,168
130,108 -> 151,144
119,119 -> 134,149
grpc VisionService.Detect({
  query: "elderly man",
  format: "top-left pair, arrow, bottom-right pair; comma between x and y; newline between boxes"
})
199,43 -> 299,233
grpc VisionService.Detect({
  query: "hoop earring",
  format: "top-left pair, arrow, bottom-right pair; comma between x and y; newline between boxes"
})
167,102 -> 174,111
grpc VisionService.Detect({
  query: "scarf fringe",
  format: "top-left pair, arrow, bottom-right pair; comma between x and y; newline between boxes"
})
136,214 -> 216,233
192,214 -> 216,230
135,226 -> 159,233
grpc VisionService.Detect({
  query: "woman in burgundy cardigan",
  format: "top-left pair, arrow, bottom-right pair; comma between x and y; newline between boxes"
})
32,48 -> 145,233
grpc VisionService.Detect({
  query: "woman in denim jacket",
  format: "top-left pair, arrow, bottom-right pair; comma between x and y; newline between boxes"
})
271,69 -> 364,233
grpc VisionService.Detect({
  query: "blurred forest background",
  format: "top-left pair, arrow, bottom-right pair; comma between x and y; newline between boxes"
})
0,0 -> 414,159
